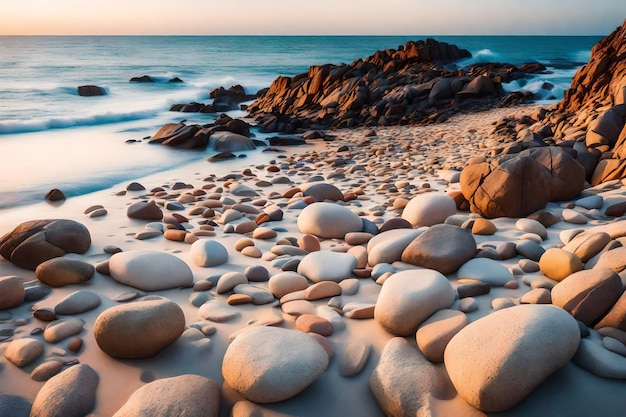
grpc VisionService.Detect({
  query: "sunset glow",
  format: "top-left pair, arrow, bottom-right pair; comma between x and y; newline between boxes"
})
1,0 -> 623,35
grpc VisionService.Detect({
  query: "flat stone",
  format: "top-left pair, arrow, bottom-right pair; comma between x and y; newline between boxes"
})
515,218 -> 547,240
562,208 -> 587,224
217,272 -> 248,293
54,290 -> 101,315
233,284 -> 275,305
295,314 -> 333,336
519,288 -> 552,304
562,231 -> 611,263
199,300 -> 241,323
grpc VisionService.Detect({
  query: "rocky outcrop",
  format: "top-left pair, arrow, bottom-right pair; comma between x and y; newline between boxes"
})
246,39 -> 534,133
170,85 -> 258,113
480,19 -> 626,190
147,115 -> 256,150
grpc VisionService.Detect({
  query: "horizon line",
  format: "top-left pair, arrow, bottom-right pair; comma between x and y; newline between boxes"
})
0,33 -> 608,37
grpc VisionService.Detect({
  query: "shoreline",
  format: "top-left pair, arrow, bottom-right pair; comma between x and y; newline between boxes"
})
2,104 -> 626,417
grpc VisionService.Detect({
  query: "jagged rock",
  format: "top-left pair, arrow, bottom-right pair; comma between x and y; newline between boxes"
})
246,39 -> 536,133
148,122 -> 209,149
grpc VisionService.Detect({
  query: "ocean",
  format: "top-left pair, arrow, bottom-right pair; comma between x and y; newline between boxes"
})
0,35 -> 602,210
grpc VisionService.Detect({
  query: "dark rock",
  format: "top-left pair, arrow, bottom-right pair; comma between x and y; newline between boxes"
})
208,152 -> 237,161
127,202 -> 163,221
168,77 -> 183,83
130,75 -> 154,82
268,136 -> 306,146
0,219 -> 91,271
45,189 -> 65,202
77,85 -> 106,96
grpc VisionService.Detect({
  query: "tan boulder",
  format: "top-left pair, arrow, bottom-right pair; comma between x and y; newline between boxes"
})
551,268 -> 623,325
539,248 -> 583,281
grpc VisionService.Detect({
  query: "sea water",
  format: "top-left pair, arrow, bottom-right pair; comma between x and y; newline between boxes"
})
0,35 -> 601,209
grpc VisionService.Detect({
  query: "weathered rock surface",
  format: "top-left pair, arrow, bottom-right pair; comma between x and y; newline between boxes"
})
222,326 -> 329,403
0,219 -> 91,270
94,299 -> 185,359
246,39 -> 534,132
444,304 -> 580,412
30,364 -> 99,417
113,374 -> 220,417
369,337 -> 441,417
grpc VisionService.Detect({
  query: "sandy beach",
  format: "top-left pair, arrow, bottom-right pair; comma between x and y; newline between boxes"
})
1,102 -> 626,417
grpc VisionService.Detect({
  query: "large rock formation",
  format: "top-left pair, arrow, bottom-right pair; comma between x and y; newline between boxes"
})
246,39 -> 534,132
480,19 -> 626,190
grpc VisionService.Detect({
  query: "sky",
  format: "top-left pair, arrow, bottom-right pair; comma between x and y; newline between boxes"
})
0,0 -> 623,36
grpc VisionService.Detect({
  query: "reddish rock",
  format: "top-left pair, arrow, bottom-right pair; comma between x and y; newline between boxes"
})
0,219 -> 91,270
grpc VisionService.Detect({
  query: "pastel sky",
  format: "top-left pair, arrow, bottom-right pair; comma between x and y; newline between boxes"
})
1,0 -> 623,35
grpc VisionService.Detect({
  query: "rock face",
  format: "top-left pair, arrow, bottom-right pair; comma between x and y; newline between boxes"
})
30,364 -> 99,417
222,326 -> 329,403
108,250 -> 193,291
246,39 -> 536,133
444,304 -> 580,412
94,299 -> 185,359
488,20 -> 626,188
374,269 -> 455,336
113,374 -> 220,417
0,219 -> 91,270
461,145 -> 586,218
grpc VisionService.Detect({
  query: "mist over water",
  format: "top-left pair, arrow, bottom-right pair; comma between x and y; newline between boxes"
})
0,35 -> 601,209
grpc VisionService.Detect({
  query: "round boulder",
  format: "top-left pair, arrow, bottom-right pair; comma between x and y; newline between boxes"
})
112,374 -> 220,417
108,250 -> 193,291
190,239 -> 228,267
94,299 -> 185,359
374,269 -> 456,336
456,258 -> 515,287
444,304 -> 580,412
401,193 -> 457,227
222,326 -> 329,403
401,224 -> 476,274
297,202 -> 363,239
30,364 -> 99,417
0,219 -> 91,270
539,248 -> 583,281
